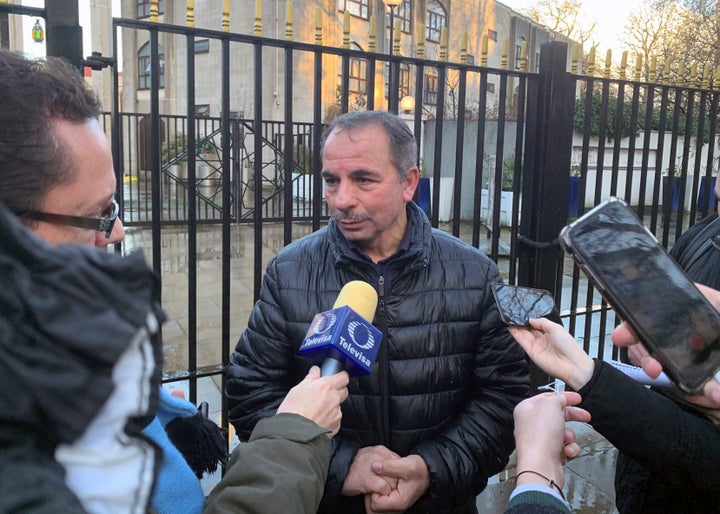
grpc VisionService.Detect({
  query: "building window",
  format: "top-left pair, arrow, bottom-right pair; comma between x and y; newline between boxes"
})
466,54 -> 475,65
426,0 -> 446,42
386,63 -> 412,98
195,105 -> 211,117
399,64 -> 411,97
424,71 -> 438,105
387,0 -> 412,33
515,37 -> 526,69
137,42 -> 165,90
194,39 -> 210,54
487,82 -> 495,93
338,0 -> 369,20
487,29 -> 497,41
349,56 -> 367,94
137,0 -> 164,18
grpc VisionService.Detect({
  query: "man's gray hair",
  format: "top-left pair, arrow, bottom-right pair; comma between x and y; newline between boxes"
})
321,111 -> 418,180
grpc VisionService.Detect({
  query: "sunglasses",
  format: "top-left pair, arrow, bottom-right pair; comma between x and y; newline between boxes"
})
20,198 -> 119,238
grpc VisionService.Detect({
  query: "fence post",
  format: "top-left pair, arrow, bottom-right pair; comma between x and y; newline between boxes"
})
518,41 -> 575,387
0,9 -> 8,49
46,0 -> 83,71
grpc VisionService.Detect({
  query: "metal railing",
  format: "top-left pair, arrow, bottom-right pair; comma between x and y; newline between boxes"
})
109,14 -> 720,399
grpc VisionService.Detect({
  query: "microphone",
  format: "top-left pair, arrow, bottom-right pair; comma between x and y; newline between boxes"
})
298,281 -> 382,376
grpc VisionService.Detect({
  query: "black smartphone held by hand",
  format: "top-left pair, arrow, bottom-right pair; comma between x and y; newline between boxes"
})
559,197 -> 720,393
491,283 -> 561,326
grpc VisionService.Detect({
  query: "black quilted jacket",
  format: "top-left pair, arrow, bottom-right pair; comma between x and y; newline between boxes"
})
226,202 -> 531,513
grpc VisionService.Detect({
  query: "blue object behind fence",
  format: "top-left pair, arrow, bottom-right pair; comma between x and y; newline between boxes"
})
698,176 -> 717,212
417,177 -> 431,216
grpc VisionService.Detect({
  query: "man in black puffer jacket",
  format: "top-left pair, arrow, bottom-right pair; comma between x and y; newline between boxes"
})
226,110 -> 531,513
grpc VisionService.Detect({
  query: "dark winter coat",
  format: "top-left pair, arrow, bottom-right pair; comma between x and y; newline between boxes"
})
578,360 -> 720,513
226,202 -> 531,513
0,204 -> 163,514
606,213 -> 720,513
670,212 -> 720,289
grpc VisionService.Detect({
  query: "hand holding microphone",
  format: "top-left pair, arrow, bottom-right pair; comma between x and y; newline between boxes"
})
277,365 -> 349,437
299,281 -> 383,376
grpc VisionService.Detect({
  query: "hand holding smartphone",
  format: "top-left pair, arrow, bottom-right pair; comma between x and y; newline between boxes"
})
491,283 -> 562,326
559,197 -> 720,393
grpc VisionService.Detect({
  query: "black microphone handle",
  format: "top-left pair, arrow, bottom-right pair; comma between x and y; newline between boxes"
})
320,347 -> 346,376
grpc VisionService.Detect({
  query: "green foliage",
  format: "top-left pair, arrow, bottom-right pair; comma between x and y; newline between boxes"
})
197,138 -> 216,155
501,154 -> 520,191
574,90 -> 712,144
573,92 -> 637,141
483,153 -> 521,191
665,164 -> 682,177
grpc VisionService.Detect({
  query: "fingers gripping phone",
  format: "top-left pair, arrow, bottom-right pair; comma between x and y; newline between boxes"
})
559,197 -> 720,393
491,283 -> 562,326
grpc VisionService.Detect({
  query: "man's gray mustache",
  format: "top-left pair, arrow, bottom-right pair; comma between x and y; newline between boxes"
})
331,212 -> 370,223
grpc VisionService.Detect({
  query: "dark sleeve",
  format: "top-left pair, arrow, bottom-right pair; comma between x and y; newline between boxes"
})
204,414 -> 331,514
318,434 -> 362,509
225,260 -> 299,439
412,272 -> 532,511
578,359 -> 720,496
504,490 -> 571,514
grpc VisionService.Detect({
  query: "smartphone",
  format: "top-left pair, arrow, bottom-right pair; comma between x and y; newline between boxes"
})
559,197 -> 720,393
491,283 -> 561,326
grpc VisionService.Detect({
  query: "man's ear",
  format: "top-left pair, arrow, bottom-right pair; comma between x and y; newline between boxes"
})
402,167 -> 420,203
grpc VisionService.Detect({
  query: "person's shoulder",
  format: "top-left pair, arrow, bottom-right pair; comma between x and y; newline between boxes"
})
428,227 -> 494,261
275,227 -> 330,259
673,213 -> 719,249
430,227 -> 473,250
685,212 -> 718,235
696,212 -> 719,227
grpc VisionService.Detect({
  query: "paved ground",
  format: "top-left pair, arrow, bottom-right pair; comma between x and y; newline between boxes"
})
125,222 -> 620,512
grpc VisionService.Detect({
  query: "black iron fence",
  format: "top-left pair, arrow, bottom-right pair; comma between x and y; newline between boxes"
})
560,69 -> 720,359
110,16 -> 720,398
114,112 -> 324,225
109,15 -> 551,402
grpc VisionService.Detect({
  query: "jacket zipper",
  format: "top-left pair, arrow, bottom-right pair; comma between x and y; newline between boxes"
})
377,275 -> 390,447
